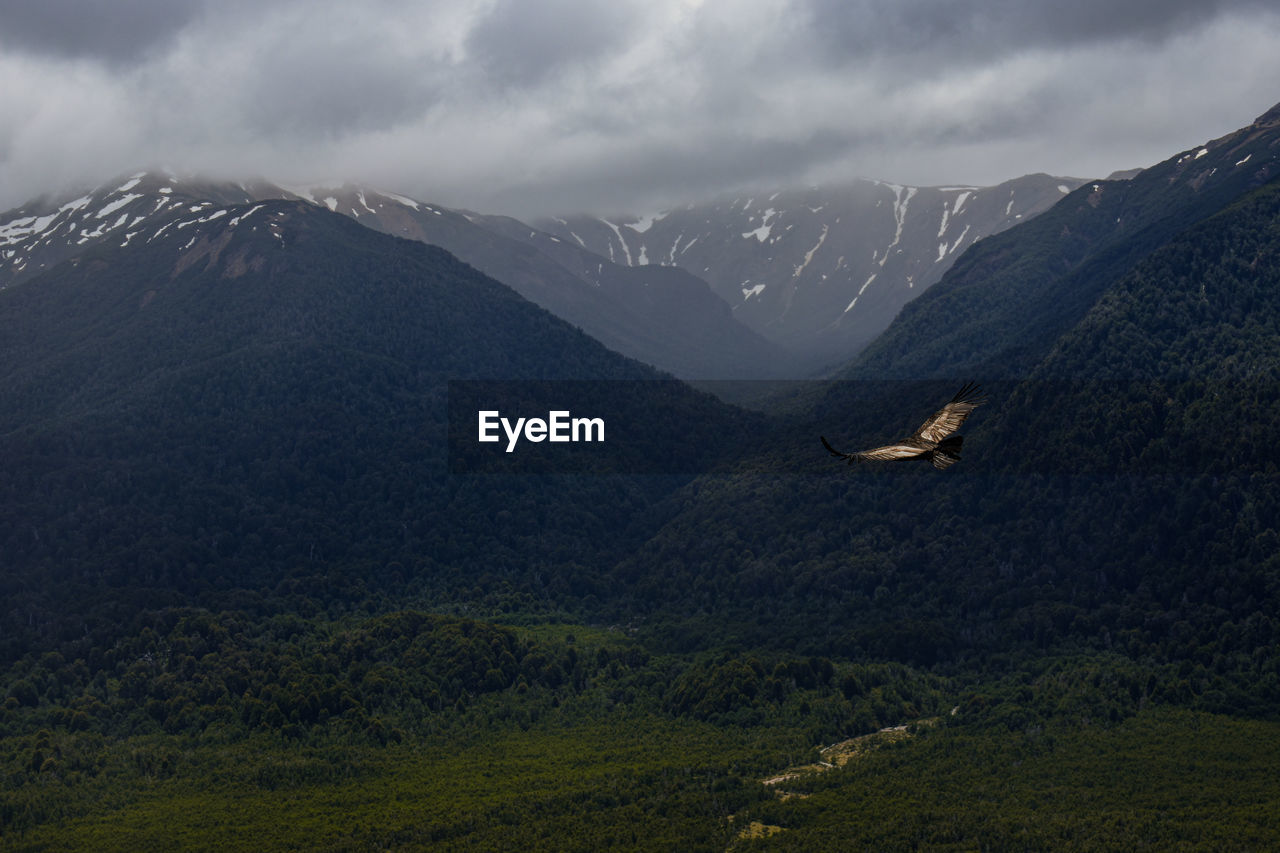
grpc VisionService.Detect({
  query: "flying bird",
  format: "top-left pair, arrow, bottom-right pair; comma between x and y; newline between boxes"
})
821,383 -> 988,470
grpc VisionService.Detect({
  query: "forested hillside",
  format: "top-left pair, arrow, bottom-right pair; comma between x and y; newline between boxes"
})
0,201 -> 760,664
624,176 -> 1280,674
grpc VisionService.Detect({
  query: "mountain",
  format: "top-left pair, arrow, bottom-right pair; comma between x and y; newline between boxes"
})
0,174 -> 786,381
609,105 -> 1280,675
0,198 -> 758,658
615,180 -> 1280,674
4,109 -> 1280,852
842,102 -> 1280,380
0,173 -> 275,290
536,173 -> 1087,360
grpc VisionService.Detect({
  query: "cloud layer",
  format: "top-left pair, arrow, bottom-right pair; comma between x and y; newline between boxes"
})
2,0 -> 1279,216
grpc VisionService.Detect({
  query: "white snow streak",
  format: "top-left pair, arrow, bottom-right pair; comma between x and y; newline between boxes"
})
383,191 -> 420,210
879,184 -> 915,267
793,224 -> 828,278
229,205 -> 264,226
602,220 -> 633,266
96,194 -> 142,219
673,234 -> 698,261
844,273 -> 878,313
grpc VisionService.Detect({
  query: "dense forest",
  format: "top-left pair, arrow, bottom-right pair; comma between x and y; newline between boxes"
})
3,115 -> 1280,847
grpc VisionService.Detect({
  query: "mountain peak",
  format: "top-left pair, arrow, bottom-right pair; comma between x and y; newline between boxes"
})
1254,101 -> 1280,128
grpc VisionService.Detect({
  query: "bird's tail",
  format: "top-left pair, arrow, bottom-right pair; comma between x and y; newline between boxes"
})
820,435 -> 853,461
930,435 -> 964,470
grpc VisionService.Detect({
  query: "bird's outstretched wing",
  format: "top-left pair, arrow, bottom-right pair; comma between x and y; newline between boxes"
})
911,382 -> 987,443
821,435 -> 929,462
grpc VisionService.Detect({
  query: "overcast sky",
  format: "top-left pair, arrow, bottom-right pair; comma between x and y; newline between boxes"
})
3,0 -> 1279,217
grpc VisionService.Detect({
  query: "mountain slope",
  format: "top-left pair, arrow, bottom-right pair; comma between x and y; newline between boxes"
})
0,175 -> 787,380
615,174 -> 1280,692
537,173 -> 1086,359
0,199 -> 755,659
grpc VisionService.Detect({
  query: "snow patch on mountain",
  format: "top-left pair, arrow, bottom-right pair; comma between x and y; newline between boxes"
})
742,208 -> 778,242
383,191 -> 421,210
631,212 -> 663,234
97,194 -> 142,219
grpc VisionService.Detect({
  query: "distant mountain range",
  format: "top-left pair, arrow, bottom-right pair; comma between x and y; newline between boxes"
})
0,176 -> 786,381
3,168 -> 1095,379
536,173 -> 1088,359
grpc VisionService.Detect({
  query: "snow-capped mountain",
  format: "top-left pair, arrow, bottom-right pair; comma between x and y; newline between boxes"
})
537,174 -> 1088,358
0,173 -> 789,380
0,173 -> 283,291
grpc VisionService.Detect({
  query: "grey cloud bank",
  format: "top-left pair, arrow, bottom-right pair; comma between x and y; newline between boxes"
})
2,0 -> 1278,217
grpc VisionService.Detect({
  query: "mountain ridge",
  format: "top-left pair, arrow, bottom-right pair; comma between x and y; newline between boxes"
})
0,174 -> 789,381
2,167 -> 1096,380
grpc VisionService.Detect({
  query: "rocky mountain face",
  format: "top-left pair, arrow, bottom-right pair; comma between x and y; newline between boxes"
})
300,185 -> 798,379
536,173 -> 1087,360
842,101 -> 1280,380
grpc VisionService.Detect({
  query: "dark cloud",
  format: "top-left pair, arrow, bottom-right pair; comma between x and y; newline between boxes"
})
0,0 -> 204,65
465,0 -> 639,89
239,37 -> 441,139
800,0 -> 1278,67
1,0 -> 1278,217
